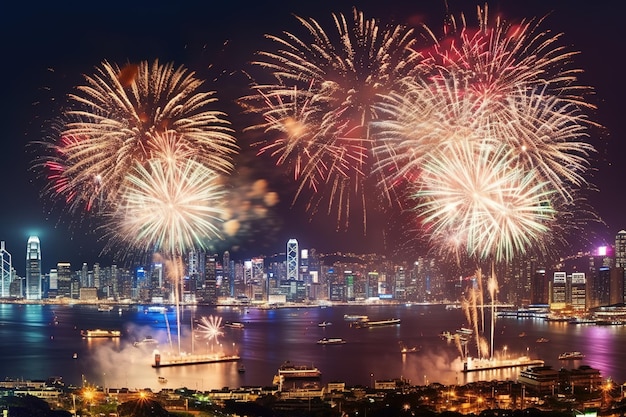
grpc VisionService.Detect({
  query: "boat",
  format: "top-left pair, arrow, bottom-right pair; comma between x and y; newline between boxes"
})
316,337 -> 346,345
568,317 -> 597,325
238,364 -> 246,373
133,336 -> 159,347
558,351 -> 585,360
152,351 -> 240,368
81,329 -> 121,338
356,318 -> 401,328
225,322 -> 245,329
536,337 -> 549,343
343,314 -> 368,322
518,332 -> 526,337
318,321 -> 332,327
72,353 -> 78,359
462,356 -> 544,373
278,361 -> 321,378
97,304 -> 113,312
158,376 -> 167,383
146,306 -> 167,313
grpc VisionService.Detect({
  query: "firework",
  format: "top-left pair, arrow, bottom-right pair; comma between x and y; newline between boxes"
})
103,134 -> 227,257
414,140 -> 557,263
372,4 -> 596,265
196,315 -> 224,343
41,59 -> 238,212
243,7 -> 427,229
424,4 -> 593,107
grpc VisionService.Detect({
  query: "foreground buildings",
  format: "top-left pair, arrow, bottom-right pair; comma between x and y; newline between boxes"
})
0,363 -> 621,417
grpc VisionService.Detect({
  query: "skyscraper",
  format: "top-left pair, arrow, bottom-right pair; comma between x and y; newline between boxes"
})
25,236 -> 42,300
0,241 -> 11,298
57,262 -> 72,298
615,230 -> 626,268
287,238 -> 299,281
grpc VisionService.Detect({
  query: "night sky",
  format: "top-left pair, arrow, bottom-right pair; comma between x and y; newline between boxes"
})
1,0 -> 623,274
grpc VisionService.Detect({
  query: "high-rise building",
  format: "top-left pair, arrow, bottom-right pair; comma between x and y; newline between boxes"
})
1,241 -> 11,298
57,262 -> 72,298
571,272 -> 586,311
551,272 -> 567,308
615,230 -> 626,268
25,236 -> 42,300
530,268 -> 548,305
287,239 -> 299,281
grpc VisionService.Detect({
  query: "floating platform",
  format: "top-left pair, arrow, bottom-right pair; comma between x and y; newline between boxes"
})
152,352 -> 240,368
462,356 -> 544,373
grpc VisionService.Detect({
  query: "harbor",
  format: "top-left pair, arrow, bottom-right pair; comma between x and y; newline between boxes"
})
1,303 -> 624,391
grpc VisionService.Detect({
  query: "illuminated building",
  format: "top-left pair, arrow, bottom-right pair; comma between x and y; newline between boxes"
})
56,262 -> 72,298
286,239 -> 299,281
551,272 -> 566,309
531,268 -> 548,305
0,241 -> 11,298
571,272 -> 586,311
615,230 -> 626,268
25,236 -> 42,300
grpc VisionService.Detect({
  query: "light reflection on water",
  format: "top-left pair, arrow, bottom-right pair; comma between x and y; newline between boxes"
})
1,303 -> 625,391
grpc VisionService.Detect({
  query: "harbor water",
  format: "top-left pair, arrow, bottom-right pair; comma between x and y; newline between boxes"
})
0,303 -> 624,391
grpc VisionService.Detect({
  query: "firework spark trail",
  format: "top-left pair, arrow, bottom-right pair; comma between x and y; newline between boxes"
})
425,4 -> 593,108
243,7 -> 427,230
243,86 -> 368,219
41,59 -> 238,213
196,315 -> 224,346
104,136 -> 227,257
414,140 -> 557,263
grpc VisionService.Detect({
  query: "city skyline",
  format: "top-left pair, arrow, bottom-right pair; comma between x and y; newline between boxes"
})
1,0 -> 624,274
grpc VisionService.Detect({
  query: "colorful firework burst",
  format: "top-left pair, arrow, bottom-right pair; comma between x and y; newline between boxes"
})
414,140 -> 557,263
103,132 -> 227,257
243,7 -> 427,230
40,59 -> 238,212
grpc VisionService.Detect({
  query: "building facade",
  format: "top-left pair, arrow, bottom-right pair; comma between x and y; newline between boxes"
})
25,236 -> 42,300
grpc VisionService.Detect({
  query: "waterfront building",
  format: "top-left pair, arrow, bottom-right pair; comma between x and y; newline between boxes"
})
551,272 -> 566,309
56,262 -> 71,298
25,236 -> 42,300
203,255 -> 218,304
222,250 -> 232,297
531,268 -> 548,305
615,230 -> 626,268
593,266 -> 611,308
286,239 -> 299,281
518,366 -> 559,395
0,241 -> 11,298
571,272 -> 586,311
394,266 -> 406,301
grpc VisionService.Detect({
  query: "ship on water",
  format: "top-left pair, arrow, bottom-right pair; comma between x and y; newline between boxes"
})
81,329 -> 121,338
317,337 -> 346,345
462,356 -> 544,373
152,351 -> 240,368
133,336 -> 159,347
354,318 -> 401,328
277,361 -> 321,378
558,351 -> 585,360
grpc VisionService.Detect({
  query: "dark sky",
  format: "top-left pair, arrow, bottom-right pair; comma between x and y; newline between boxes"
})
0,0 -> 623,274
